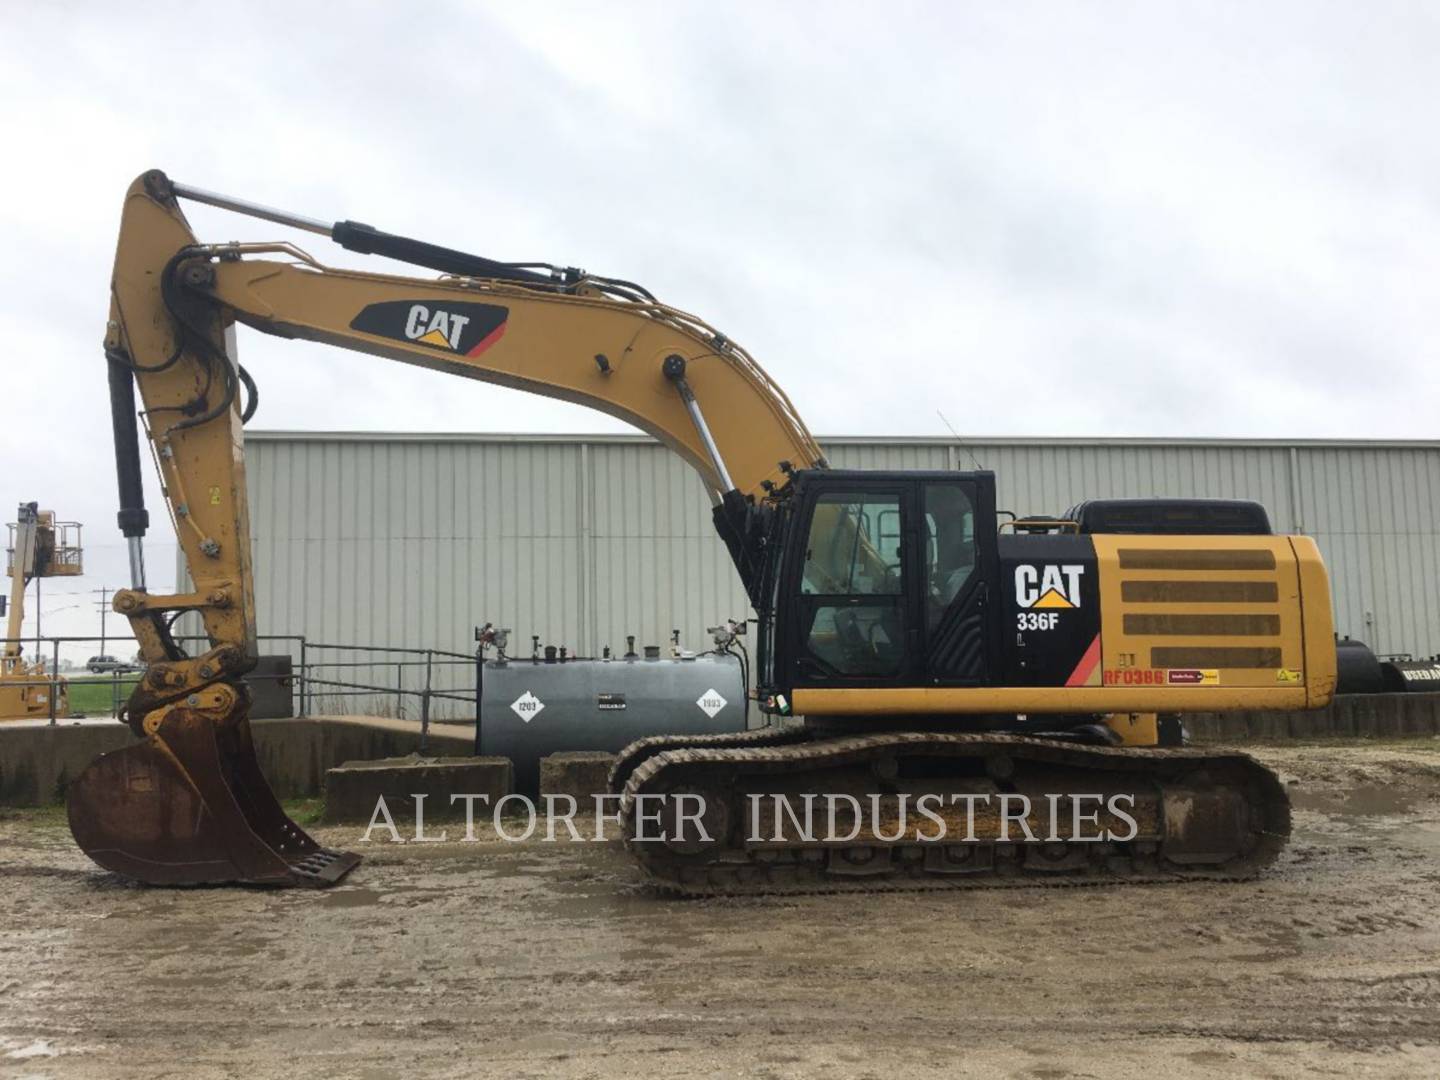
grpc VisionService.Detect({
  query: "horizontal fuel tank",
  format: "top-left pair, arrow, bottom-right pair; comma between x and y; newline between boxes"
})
478,651 -> 746,794
1379,656 -> 1440,693
1334,637 -> 1384,694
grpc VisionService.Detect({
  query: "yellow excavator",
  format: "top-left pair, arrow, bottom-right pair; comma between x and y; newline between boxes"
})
67,171 -> 1335,892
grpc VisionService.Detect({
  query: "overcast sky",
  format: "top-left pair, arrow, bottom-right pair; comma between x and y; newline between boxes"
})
3,1 -> 1437,653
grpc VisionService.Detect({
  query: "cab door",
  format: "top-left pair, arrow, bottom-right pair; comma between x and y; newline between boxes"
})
917,477 -> 997,685
782,481 -> 919,687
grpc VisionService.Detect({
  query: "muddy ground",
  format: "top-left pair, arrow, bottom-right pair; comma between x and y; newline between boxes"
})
3,739 -> 1440,1079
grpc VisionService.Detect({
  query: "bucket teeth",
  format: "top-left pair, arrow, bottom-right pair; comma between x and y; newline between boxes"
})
67,706 -> 360,888
287,848 -> 364,886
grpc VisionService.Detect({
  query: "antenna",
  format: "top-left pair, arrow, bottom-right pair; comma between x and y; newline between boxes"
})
936,410 -> 984,471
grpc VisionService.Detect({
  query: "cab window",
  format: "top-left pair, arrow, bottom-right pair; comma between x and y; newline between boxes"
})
923,484 -> 975,631
799,491 -> 905,677
801,493 -> 902,595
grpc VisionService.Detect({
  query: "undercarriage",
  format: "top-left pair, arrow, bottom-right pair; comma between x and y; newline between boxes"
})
613,725 -> 1290,896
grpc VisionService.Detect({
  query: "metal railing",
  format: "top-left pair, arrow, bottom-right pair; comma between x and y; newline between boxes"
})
272,638 -> 476,752
2,634 -> 481,752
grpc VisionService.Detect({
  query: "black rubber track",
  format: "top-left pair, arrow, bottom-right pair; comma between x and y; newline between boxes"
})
616,730 -> 1290,897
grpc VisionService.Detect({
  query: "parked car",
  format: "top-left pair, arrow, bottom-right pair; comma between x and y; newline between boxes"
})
86,655 -> 131,674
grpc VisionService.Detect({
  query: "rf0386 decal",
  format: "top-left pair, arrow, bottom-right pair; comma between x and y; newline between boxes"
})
350,300 -> 509,356
1104,668 -> 1222,686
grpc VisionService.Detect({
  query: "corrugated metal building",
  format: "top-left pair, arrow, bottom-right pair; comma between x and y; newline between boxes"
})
217,432 -> 1440,710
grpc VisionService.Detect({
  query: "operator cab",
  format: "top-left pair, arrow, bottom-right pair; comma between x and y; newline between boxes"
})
761,469 -> 1121,707
764,470 -> 1000,695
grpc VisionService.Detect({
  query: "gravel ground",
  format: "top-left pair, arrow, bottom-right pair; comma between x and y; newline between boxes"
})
2,739 -> 1439,1079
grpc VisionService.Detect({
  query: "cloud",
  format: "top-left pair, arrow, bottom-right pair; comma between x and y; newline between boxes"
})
1,1 -> 1437,654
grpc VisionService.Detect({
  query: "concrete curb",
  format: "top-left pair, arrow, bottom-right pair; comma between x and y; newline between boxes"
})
1185,692 -> 1440,743
539,751 -> 617,803
0,714 -> 477,807
322,754 -> 513,824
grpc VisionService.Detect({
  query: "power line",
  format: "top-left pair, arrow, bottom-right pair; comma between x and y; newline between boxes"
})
936,409 -> 985,471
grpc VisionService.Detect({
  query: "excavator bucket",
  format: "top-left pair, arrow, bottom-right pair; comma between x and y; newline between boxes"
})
67,706 -> 359,887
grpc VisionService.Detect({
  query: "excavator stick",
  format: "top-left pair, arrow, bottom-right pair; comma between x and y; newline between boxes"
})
69,175 -> 360,887
68,702 -> 359,887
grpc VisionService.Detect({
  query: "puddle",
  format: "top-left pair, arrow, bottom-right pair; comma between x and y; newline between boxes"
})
314,884 -> 449,908
3,1039 -> 58,1060
1289,784 -> 1418,818
318,888 -> 384,909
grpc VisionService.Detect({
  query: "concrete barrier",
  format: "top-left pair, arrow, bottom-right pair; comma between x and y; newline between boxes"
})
1183,692 -> 1440,743
0,714 -> 479,807
322,754 -> 512,824
0,719 -> 134,806
539,751 -> 616,802
6,693 -> 1438,808
319,715 -> 473,769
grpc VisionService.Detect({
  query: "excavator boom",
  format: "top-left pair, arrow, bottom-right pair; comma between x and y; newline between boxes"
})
71,170 -> 825,886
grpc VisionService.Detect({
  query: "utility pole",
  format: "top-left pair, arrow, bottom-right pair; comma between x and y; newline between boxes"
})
93,586 -> 112,657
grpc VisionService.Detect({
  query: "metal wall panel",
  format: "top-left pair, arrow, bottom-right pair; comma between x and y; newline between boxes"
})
1290,446 -> 1440,656
193,433 -> 1440,715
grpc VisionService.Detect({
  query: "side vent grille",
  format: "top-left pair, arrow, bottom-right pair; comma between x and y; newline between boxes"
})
1111,545 -> 1290,674
1118,549 -> 1277,571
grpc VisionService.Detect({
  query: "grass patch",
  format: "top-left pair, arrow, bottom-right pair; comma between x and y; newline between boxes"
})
283,796 -> 326,826
6,797 -> 327,824
63,675 -> 141,716
0,803 -> 70,826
